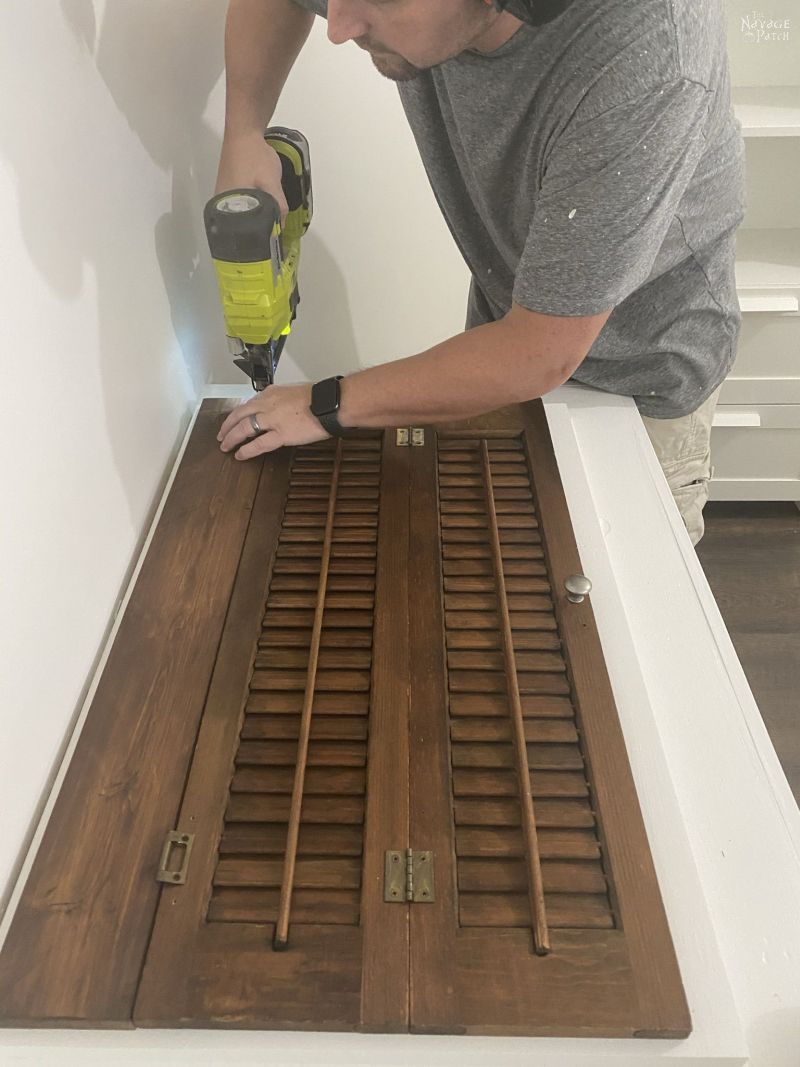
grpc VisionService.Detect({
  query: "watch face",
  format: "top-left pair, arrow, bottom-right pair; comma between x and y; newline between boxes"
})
313,377 -> 340,415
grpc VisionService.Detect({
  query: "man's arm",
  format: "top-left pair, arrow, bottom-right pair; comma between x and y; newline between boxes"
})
216,0 -> 314,198
336,302 -> 612,428
216,303 -> 610,457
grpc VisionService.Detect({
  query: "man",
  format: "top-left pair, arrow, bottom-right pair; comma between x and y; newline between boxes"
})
216,0 -> 745,546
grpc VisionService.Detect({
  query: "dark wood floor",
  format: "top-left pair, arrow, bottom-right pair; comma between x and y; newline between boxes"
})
696,502 -> 800,804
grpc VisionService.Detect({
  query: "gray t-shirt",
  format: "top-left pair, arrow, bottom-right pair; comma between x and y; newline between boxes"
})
291,0 -> 745,417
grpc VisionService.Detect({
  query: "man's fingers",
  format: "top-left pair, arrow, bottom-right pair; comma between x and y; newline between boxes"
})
217,403 -> 254,442
235,430 -> 284,461
217,389 -> 274,441
219,416 -> 264,454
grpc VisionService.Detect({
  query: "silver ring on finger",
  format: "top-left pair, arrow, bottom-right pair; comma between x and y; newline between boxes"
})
249,413 -> 264,436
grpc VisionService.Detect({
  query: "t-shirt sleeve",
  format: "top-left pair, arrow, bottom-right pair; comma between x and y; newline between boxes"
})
511,78 -> 713,317
290,0 -> 327,16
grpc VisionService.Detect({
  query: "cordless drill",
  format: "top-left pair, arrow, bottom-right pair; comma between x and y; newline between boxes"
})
204,127 -> 312,391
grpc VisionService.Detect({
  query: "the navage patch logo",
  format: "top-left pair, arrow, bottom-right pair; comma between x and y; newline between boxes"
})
740,10 -> 791,42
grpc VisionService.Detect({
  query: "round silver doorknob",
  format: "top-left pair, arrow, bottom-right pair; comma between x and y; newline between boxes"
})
564,574 -> 592,603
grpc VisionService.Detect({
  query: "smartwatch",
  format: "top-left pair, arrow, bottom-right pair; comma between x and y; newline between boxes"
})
310,375 -> 346,437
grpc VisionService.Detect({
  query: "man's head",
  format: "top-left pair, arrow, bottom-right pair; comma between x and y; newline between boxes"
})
326,0 -> 519,83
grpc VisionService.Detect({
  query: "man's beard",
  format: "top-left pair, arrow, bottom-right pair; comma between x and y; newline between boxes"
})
357,7 -> 497,84
370,53 -> 422,82
365,48 -> 423,83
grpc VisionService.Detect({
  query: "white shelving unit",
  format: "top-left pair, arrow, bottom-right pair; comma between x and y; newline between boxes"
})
731,85 -> 800,137
713,2 -> 800,501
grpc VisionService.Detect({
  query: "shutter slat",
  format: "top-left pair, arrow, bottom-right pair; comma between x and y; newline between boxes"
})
214,857 -> 362,890
456,826 -> 602,861
452,768 -> 589,798
231,766 -> 366,795
449,719 -> 579,744
453,797 -> 595,828
269,575 -> 376,592
448,693 -> 574,717
240,715 -> 368,741
250,669 -> 372,691
447,650 -> 565,671
446,629 -> 561,651
443,559 -> 547,577
207,888 -> 361,925
459,893 -> 615,929
236,740 -> 367,767
458,858 -> 608,895
444,577 -> 550,594
266,593 -> 375,609
449,670 -> 570,695
227,794 -> 366,824
219,822 -> 363,857
257,628 -> 374,649
246,691 -> 370,714
255,648 -> 373,670
262,609 -> 374,629
451,742 -> 585,770
445,611 -> 559,632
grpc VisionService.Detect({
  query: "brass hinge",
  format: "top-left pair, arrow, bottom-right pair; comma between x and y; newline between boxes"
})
384,849 -> 435,902
395,427 -> 425,447
156,830 -> 194,885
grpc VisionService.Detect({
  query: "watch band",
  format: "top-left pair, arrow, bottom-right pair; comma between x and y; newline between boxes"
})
310,375 -> 346,437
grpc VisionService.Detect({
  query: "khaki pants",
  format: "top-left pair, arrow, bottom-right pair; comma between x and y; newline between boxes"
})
641,385 -> 722,547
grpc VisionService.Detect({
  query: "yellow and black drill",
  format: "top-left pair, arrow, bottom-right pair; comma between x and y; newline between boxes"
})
204,127 -> 312,391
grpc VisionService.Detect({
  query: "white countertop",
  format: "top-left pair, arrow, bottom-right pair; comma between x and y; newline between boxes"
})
2,382 -> 798,1067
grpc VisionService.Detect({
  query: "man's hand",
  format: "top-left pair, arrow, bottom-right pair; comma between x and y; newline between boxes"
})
215,135 -> 289,224
217,383 -> 330,460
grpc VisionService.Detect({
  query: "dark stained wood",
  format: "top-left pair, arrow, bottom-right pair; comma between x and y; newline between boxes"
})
132,431 -> 411,1031
407,402 -> 691,1038
0,401 -> 262,1027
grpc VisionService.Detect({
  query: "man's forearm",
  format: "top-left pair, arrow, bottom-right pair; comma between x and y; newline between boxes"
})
336,318 -> 574,429
223,0 -> 314,138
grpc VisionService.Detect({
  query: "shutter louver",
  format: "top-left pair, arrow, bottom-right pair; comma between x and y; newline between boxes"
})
207,437 -> 380,935
438,434 -> 615,943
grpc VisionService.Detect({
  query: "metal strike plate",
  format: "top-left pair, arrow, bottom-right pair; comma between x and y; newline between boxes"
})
156,830 -> 194,885
410,428 -> 425,446
396,428 -> 409,446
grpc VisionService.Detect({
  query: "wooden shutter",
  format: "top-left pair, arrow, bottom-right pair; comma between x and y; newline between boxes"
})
0,399 -> 690,1037
134,430 -> 411,1031
408,404 -> 690,1037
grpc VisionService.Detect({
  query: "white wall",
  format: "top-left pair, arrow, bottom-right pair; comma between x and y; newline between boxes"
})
0,0 -> 227,907
0,2 -> 470,911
